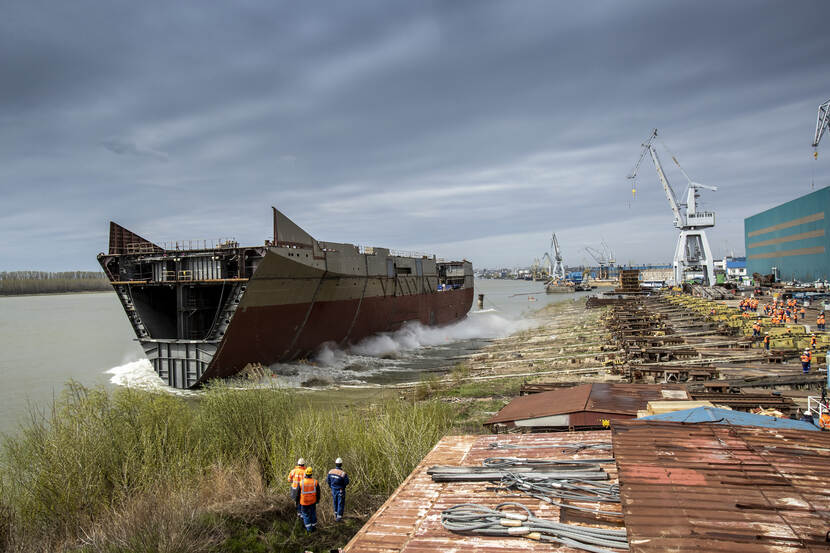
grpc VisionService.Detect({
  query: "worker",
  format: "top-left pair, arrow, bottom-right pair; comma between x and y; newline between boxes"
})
288,458 -> 307,518
752,321 -> 761,338
801,349 -> 811,374
299,467 -> 320,533
818,312 -> 826,331
763,333 -> 770,351
811,333 -> 817,348
800,306 -> 806,319
327,457 -> 350,522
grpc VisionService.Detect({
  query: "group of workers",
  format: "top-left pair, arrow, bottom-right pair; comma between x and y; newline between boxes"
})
737,296 -> 827,375
288,457 -> 350,533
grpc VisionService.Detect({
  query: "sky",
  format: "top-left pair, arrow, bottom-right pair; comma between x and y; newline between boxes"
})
2,1 -> 829,271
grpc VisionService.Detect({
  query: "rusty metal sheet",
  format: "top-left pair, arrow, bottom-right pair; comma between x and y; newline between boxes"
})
612,420 -> 830,552
485,383 -> 686,427
343,431 -> 619,553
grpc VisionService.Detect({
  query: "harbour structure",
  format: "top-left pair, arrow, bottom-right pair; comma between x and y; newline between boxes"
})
97,208 -> 473,389
744,185 -> 829,282
628,129 -> 718,285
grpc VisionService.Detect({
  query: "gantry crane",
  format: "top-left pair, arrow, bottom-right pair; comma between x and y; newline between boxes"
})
550,233 -> 566,280
813,97 -> 830,156
628,129 -> 718,286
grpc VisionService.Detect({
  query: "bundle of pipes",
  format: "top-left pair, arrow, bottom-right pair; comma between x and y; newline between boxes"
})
441,502 -> 629,553
494,472 -> 621,518
428,466 -> 609,482
488,441 -> 614,454
481,456 -> 615,468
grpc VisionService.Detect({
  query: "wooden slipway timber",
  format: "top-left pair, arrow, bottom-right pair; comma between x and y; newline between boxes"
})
97,208 -> 473,389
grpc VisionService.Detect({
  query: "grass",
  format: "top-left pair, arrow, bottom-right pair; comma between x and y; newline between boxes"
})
0,382 -> 458,552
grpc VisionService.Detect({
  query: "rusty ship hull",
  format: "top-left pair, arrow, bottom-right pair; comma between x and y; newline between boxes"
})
98,208 -> 474,389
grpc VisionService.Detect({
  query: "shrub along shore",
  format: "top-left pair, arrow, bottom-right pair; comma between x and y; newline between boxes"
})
0,383 -> 461,552
0,272 -> 110,296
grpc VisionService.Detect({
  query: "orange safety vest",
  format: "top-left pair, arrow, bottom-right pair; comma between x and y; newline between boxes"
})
819,315 -> 826,324
288,466 -> 306,489
763,336 -> 769,345
812,338 -> 817,347
299,477 -> 318,506
801,353 -> 810,363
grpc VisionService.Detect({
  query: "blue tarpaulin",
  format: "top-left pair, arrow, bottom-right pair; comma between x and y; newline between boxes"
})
637,406 -> 818,431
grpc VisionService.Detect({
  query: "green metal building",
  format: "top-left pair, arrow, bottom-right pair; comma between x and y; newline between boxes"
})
744,186 -> 829,282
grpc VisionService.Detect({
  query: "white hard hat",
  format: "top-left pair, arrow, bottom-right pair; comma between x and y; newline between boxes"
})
298,458 -> 306,465
335,457 -> 343,465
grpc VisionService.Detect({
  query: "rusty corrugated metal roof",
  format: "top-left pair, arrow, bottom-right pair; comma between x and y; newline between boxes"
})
485,383 -> 687,426
612,419 -> 830,552
343,431 -> 619,553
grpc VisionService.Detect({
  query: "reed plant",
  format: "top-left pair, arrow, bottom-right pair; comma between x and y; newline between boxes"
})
0,382 -> 457,551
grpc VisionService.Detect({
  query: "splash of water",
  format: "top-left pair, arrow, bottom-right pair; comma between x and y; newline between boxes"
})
106,311 -> 539,391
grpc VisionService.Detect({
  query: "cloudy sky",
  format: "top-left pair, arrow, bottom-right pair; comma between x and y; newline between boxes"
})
2,1 -> 829,271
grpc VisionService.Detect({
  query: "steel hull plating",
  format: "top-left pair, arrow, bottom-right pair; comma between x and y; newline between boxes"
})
203,286 -> 474,381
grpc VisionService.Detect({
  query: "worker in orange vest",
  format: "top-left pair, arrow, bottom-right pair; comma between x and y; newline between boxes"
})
763,333 -> 770,351
801,349 -> 811,374
288,458 -> 307,518
811,334 -> 817,348
818,312 -> 826,331
299,467 -> 320,533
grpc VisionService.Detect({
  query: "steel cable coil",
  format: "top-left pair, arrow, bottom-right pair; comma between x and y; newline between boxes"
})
441,502 -> 629,553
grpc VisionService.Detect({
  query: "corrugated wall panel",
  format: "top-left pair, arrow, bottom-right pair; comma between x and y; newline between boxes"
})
744,186 -> 830,281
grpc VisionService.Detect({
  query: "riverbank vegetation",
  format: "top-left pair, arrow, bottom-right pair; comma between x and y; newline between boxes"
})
0,382 -> 459,552
0,272 -> 110,296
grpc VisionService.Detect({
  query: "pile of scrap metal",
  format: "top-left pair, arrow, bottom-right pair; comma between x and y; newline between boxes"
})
431,450 -> 629,552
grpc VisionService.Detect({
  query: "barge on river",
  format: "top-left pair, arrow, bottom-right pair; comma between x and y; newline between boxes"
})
98,208 -> 474,389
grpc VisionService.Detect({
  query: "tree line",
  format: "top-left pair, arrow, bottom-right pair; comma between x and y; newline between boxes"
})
0,271 -> 111,295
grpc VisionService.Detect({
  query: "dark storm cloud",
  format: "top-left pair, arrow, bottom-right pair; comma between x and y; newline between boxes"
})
1,0 -> 828,270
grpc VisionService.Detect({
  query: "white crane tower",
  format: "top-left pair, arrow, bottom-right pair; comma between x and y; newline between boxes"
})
628,129 -> 718,286
550,233 -> 566,280
812,97 -> 830,154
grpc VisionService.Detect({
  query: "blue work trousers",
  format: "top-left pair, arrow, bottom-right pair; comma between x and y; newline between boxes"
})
802,361 -> 810,374
300,504 -> 317,532
331,488 -> 345,519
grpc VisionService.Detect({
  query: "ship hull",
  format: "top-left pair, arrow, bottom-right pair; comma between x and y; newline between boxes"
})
204,286 -> 473,381
99,209 -> 474,389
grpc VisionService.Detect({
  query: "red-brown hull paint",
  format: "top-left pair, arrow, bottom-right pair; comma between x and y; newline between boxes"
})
199,287 -> 474,382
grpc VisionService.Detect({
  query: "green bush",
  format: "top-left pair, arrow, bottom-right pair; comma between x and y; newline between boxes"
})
0,383 -> 457,550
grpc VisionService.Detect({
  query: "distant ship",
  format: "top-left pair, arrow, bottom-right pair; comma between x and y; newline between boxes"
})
98,208 -> 474,389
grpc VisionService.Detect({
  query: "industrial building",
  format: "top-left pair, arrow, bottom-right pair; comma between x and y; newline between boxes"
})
744,186 -> 830,282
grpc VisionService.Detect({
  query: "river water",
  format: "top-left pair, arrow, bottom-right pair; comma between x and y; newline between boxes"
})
0,280 -> 593,435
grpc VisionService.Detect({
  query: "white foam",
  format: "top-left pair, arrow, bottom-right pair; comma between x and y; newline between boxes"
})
104,359 -> 195,396
106,311 -> 539,390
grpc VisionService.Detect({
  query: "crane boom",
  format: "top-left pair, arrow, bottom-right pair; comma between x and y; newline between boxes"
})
584,246 -> 606,265
628,129 -> 684,228
813,98 -> 830,149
